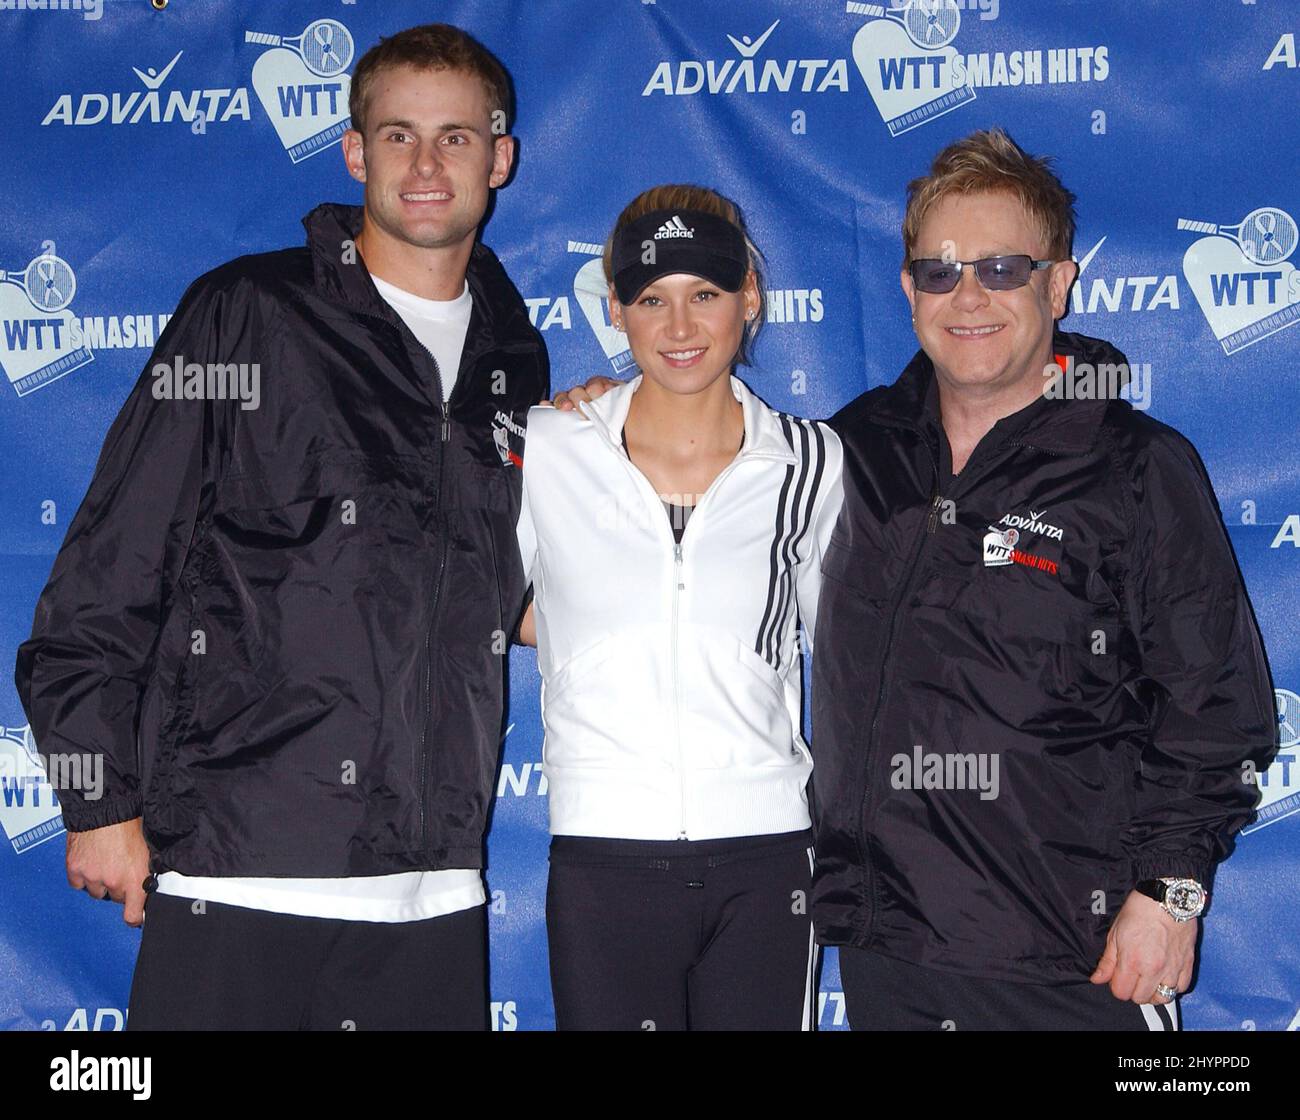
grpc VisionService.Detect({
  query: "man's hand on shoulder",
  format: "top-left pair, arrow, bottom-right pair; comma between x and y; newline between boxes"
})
1090,889 -> 1197,1005
542,375 -> 623,411
65,817 -> 151,927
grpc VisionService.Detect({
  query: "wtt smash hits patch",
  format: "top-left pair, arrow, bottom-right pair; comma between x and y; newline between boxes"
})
982,508 -> 1064,577
492,409 -> 525,468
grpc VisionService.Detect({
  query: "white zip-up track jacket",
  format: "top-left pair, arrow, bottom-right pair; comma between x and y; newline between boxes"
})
516,375 -> 844,840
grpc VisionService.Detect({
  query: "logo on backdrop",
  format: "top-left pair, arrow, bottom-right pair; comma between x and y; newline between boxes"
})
845,0 -> 1109,137
0,723 -> 64,855
1,241 -> 175,398
245,18 -> 354,163
1070,237 -> 1181,316
0,249 -> 92,396
41,50 -> 251,127
1243,689 -> 1300,835
569,240 -> 638,375
1178,205 -> 1300,354
642,18 -> 851,97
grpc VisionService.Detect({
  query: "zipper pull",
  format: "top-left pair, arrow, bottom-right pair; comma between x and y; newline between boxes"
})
441,413 -> 451,442
674,541 -> 684,589
927,492 -> 943,534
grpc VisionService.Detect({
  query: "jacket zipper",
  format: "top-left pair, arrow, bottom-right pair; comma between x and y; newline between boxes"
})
856,431 -> 1023,941
356,304 -> 450,854
854,436 -> 939,938
412,335 -> 448,856
397,325 -> 538,854
334,269 -> 542,861
671,539 -> 686,838
602,422 -> 784,840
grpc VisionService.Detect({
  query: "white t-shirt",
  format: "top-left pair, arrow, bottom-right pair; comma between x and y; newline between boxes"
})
371,274 -> 472,404
154,868 -> 485,922
156,271 -> 484,922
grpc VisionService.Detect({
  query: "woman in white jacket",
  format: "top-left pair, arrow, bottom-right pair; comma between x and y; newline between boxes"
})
515,185 -> 843,1030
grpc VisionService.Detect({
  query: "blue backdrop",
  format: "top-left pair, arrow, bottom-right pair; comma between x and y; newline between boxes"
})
1,0 -> 1296,1032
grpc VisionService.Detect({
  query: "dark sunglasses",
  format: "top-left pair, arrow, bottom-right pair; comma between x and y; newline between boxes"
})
909,254 -> 1055,294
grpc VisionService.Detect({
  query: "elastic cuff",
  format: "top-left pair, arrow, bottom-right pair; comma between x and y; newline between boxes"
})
1131,855 -> 1211,886
62,794 -> 143,833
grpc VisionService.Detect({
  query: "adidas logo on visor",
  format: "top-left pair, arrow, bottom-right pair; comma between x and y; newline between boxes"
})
653,215 -> 695,239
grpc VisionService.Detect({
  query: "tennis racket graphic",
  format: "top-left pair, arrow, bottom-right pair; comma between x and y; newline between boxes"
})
0,254 -> 76,313
846,0 -> 961,48
245,19 -> 355,77
1177,207 -> 1298,266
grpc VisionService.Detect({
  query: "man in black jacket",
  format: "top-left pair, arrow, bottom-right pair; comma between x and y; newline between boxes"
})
14,24 -> 546,1029
813,129 -> 1276,1030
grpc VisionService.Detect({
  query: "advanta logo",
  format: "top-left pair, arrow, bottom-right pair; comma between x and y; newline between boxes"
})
643,18 -> 851,96
245,18 -> 355,163
41,50 -> 251,127
1070,237 -> 1182,315
1179,205 -> 1300,354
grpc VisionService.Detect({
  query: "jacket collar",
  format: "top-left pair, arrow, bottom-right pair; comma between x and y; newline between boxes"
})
302,202 -> 541,357
865,329 -> 1130,455
579,373 -> 799,464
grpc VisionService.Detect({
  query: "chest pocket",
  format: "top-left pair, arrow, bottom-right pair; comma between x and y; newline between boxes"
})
216,449 -> 433,543
925,557 -> 1123,694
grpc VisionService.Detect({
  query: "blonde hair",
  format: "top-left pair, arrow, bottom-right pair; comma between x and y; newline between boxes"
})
602,184 -> 767,367
901,127 -> 1076,267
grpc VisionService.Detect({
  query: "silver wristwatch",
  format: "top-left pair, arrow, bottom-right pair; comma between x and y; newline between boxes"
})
1135,877 -> 1207,921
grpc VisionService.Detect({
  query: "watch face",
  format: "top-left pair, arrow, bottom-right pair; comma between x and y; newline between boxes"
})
1165,879 -> 1206,919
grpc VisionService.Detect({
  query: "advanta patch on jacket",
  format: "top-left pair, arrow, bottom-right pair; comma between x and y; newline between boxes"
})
14,203 -> 548,877
810,330 -> 1276,983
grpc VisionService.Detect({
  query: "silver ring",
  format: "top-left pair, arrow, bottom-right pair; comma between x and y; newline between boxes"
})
1155,983 -> 1177,1000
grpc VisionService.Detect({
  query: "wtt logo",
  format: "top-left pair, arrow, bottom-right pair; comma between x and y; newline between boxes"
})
569,239 -> 638,375
1179,205 -> 1300,354
845,0 -> 1108,138
245,18 -> 354,163
848,0 -> 974,136
0,248 -> 92,396
1243,688 -> 1300,835
0,724 -> 65,856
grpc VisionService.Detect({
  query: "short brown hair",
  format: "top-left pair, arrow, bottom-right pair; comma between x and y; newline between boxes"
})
349,23 -> 513,136
901,127 -> 1077,267
602,184 -> 767,368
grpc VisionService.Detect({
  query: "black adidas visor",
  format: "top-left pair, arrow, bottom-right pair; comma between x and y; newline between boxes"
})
610,208 -> 749,304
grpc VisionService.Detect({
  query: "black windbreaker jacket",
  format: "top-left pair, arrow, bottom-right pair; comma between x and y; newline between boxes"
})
14,203 -> 548,877
811,329 -> 1275,983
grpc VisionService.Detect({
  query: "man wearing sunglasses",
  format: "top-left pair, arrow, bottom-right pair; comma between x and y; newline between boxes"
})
811,128 -> 1275,1030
